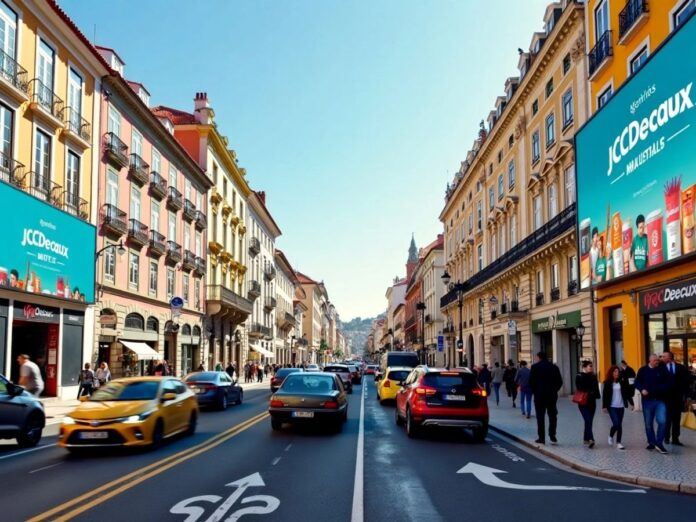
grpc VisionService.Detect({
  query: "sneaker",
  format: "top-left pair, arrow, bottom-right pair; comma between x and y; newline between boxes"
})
588,440 -> 595,449
655,445 -> 668,454
672,440 -> 684,447
535,438 -> 545,445
617,443 -> 626,450
608,436 -> 614,446
526,414 -> 531,419
646,444 -> 655,450
550,436 -> 558,445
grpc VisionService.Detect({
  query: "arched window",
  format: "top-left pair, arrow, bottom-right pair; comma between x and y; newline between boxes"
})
146,316 -> 159,332
124,313 -> 144,330
182,324 -> 192,336
192,326 -> 201,337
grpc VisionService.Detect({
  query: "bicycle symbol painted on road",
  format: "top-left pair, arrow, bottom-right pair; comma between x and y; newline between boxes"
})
170,472 -> 280,521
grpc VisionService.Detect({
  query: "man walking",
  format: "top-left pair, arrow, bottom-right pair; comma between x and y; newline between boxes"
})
634,354 -> 670,454
529,352 -> 563,445
491,362 -> 504,406
503,360 -> 518,408
515,360 -> 532,418
661,351 -> 689,446
17,354 -> 44,397
478,364 -> 492,396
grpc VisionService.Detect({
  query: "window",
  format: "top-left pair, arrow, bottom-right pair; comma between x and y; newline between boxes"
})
67,68 -> 83,127
149,261 -> 158,294
674,0 -> 695,28
37,39 -> 55,95
545,78 -> 554,98
630,46 -> 648,75
195,231 -> 202,257
183,274 -> 189,304
545,113 -> 555,147
488,163 -> 493,176
497,150 -> 502,164
151,201 -> 160,231
568,255 -> 578,283
536,270 -> 544,295
595,0 -> 610,41
533,195 -> 543,230
0,2 -> 18,60
168,166 -> 177,190
0,102 -> 13,162
168,211 -> 176,241
468,214 -> 473,234
488,187 -> 494,209
194,278 -> 201,309
167,268 -> 175,298
34,129 -> 51,198
551,263 -> 559,289
598,86 -> 613,108
476,201 -> 482,230
130,185 -> 141,221
564,165 -> 576,205
104,242 -> 115,282
124,313 -> 144,330
548,183 -> 558,218
531,130 -> 540,163
185,179 -> 192,201
532,99 -> 538,115
131,129 -> 143,157
561,90 -> 573,128
65,151 -> 80,210
129,252 -> 139,288
476,180 -> 482,193
497,175 -> 504,200
499,224 -> 505,255
510,214 -> 517,247
146,316 -> 159,332
151,149 -> 161,174
508,160 -> 515,189
184,226 -> 190,252
477,244 -> 483,271
106,167 -> 118,206
508,135 -> 514,149
107,105 -> 121,136
491,232 -> 496,261
562,53 -> 571,75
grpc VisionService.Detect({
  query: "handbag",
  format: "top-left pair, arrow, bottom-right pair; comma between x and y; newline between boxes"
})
572,390 -> 589,406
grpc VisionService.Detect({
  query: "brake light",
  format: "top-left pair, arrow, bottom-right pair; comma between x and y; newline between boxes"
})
440,372 -> 459,376
472,388 -> 487,397
383,380 -> 391,388
322,400 -> 339,409
270,399 -> 285,408
415,386 -> 437,396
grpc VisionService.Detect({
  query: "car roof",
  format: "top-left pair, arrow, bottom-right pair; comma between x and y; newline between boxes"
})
386,366 -> 413,371
324,364 -> 348,368
421,366 -> 474,374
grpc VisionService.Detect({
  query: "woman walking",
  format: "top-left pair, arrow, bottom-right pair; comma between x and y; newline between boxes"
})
602,365 -> 634,450
503,360 -> 518,408
575,360 -> 601,448
95,362 -> 111,388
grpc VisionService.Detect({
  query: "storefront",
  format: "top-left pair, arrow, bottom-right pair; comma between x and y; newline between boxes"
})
532,310 -> 583,394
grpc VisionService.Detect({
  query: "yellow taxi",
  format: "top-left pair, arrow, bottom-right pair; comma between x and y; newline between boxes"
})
59,377 -> 198,451
376,366 -> 413,403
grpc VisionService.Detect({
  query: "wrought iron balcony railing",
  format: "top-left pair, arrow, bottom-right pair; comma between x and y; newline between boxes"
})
183,198 -> 197,221
148,230 -> 166,256
249,237 -> 261,257
588,30 -> 613,76
167,186 -> 183,211
29,78 -> 64,119
195,210 -> 207,230
148,171 -> 167,200
166,241 -> 182,263
101,204 -> 128,236
127,218 -> 149,246
62,107 -> 90,141
0,48 -> 28,93
103,132 -> 129,169
619,0 -> 649,39
128,153 -> 150,186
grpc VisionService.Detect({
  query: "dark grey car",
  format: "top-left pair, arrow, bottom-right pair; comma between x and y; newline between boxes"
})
321,364 -> 353,394
0,374 -> 46,447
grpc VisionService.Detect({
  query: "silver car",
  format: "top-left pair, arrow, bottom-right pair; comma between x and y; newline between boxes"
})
0,374 -> 46,447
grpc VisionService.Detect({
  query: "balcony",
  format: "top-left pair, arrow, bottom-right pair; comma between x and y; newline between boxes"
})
551,287 -> 561,302
248,237 -> 261,257
24,171 -> 62,207
443,324 -> 455,335
127,219 -> 149,247
248,280 -> 261,299
28,79 -> 64,126
0,48 -> 28,100
183,249 -> 196,271
62,107 -> 90,147
511,300 -> 519,313
281,311 -> 296,328
183,199 -> 197,221
0,152 -> 25,188
568,280 -> 579,296
195,210 -> 207,230
536,292 -> 545,306
101,204 -> 128,237
60,190 -> 89,221
148,172 -> 167,200
207,284 -> 253,321
619,0 -> 649,43
128,153 -> 150,187
248,322 -> 272,339
103,132 -> 129,169
264,266 -> 276,281
194,256 -> 206,276
264,296 -> 277,311
148,230 -> 166,257
166,241 -> 182,264
588,30 -> 613,78
167,186 -> 183,211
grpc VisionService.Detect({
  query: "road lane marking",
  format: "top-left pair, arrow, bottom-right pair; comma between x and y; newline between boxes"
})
284,444 -> 292,452
0,443 -> 57,461
271,457 -> 281,466
351,374 -> 365,522
28,411 -> 269,522
29,462 -> 62,474
457,463 -> 646,493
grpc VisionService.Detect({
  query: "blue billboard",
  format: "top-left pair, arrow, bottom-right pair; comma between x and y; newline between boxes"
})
0,182 -> 96,303
576,16 -> 696,289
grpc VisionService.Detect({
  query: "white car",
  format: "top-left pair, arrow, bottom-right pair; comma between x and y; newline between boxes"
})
306,364 -> 321,372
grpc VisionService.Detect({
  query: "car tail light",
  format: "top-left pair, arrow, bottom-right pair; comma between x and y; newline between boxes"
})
414,386 -> 437,401
383,380 -> 391,388
322,400 -> 339,409
472,388 -> 487,397
270,399 -> 285,408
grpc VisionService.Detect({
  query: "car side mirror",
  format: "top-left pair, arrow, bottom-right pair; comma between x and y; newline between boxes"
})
79,395 -> 90,402
161,392 -> 177,402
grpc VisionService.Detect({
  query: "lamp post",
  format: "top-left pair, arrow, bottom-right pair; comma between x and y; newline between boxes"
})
576,322 -> 586,368
442,270 -> 467,368
416,302 -> 426,364
94,239 -> 126,298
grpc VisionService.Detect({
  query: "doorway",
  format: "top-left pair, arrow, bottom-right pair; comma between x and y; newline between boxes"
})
11,321 -> 56,396
538,331 -> 553,361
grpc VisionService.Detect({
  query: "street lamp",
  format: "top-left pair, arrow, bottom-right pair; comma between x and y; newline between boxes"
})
575,322 -> 586,367
443,270 -> 466,368
94,240 -> 126,298
416,302 -> 426,364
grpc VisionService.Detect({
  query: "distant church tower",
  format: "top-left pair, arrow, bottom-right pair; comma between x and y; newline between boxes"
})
406,234 -> 418,280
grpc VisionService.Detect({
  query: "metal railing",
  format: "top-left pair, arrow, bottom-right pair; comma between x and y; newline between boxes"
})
265,296 -> 277,309
148,230 -> 166,255
149,171 -> 167,199
0,48 -> 28,93
551,287 -> 561,302
248,280 -> 261,296
183,198 -> 197,220
195,210 -> 207,229
568,280 -> 579,296
128,153 -> 149,186
61,190 -> 89,220
166,241 -> 182,262
249,237 -> 261,256
619,0 -> 648,39
588,30 -> 613,76
103,132 -> 129,167
207,284 -> 253,314
101,204 -> 128,235
0,151 -> 25,187
249,322 -> 272,337
29,79 -> 64,118
536,292 -> 545,306
264,266 -> 276,280
195,256 -> 207,275
167,186 -> 182,209
183,249 -> 197,269
128,218 -> 149,245
62,107 -> 90,141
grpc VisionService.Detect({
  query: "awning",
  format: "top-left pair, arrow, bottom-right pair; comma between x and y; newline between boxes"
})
120,340 -> 160,361
250,344 -> 275,358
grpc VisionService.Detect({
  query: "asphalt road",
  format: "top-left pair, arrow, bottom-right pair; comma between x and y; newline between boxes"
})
0,379 -> 693,521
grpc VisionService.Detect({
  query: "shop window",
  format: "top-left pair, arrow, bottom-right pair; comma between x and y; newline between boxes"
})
674,0 -> 695,29
125,313 -> 144,330
146,316 -> 159,332
610,307 -> 624,365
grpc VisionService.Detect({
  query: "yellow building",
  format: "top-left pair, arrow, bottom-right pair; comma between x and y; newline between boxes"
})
440,1 -> 592,393
584,0 -> 696,374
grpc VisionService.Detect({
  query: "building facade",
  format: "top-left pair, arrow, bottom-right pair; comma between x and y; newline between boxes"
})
274,249 -> 298,366
415,235 -> 445,366
385,277 -> 406,350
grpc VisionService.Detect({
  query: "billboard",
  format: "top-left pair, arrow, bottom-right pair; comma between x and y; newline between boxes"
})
0,182 -> 96,303
576,16 -> 696,289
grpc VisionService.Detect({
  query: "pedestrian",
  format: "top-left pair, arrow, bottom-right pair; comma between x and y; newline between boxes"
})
661,350 -> 689,446
16,354 -> 43,397
515,361 -> 532,418
257,364 -> 264,383
244,363 -> 251,383
197,363 -> 205,372
634,354 -> 670,454
77,363 -> 96,399
215,361 -> 223,372
95,362 -> 111,388
478,364 -> 492,396
574,360 -> 600,448
163,360 -> 171,376
491,362 -> 504,406
503,360 -> 518,408
225,362 -> 235,380
529,351 -> 563,445
602,365 -> 634,450
155,360 -> 165,376
620,359 -> 636,397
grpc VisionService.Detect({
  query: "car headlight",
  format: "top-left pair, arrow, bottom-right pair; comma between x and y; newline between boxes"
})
62,416 -> 76,425
123,410 -> 156,424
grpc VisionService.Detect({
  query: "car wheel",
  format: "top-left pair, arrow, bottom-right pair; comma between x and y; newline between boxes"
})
186,411 -> 197,437
151,419 -> 164,449
406,408 -> 420,438
271,418 -> 283,431
236,391 -> 243,405
17,412 -> 44,448
472,424 -> 488,443
395,405 -> 404,426
219,393 -> 228,411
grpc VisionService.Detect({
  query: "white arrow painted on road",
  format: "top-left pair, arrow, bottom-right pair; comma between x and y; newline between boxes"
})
457,463 -> 646,493
204,473 -> 266,522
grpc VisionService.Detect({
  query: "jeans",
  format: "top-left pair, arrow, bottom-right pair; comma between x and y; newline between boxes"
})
506,383 -> 518,403
77,383 -> 93,399
578,402 -> 596,442
520,389 -> 533,415
642,399 -> 667,447
608,407 -> 625,443
493,383 -> 502,404
534,395 -> 558,442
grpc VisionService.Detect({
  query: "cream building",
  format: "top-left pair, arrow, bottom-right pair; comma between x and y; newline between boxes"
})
414,235 -> 445,366
274,249 -> 298,366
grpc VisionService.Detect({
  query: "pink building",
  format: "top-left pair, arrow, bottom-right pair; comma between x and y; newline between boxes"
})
94,47 -> 213,378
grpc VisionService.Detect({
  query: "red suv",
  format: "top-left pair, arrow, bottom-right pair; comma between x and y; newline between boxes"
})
395,367 -> 488,441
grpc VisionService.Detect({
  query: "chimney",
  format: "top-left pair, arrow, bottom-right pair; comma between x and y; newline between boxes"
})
257,191 -> 266,205
193,92 -> 214,124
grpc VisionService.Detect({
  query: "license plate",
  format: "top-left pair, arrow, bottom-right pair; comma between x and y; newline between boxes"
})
444,394 -> 466,401
79,431 -> 108,439
292,411 -> 314,418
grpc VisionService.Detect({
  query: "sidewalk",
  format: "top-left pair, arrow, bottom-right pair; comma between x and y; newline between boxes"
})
488,395 -> 696,494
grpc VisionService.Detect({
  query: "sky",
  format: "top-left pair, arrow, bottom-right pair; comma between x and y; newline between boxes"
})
62,0 -> 552,320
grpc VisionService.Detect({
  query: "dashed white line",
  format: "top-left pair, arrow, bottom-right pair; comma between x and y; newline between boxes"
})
351,380 -> 365,522
272,457 -> 281,466
0,443 -> 57,460
29,462 -> 62,474
284,444 -> 293,452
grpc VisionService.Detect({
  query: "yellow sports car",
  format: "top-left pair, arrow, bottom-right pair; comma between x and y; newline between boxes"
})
376,367 -> 413,403
59,377 -> 198,451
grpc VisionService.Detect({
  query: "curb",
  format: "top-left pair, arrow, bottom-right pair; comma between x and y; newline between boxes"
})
489,424 -> 695,495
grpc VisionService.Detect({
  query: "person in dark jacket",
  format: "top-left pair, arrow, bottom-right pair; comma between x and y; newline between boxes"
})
634,354 -> 670,454
602,365 -> 634,450
503,360 -> 518,408
661,351 -> 689,446
515,361 -> 532,418
529,352 -> 563,444
478,364 -> 492,395
575,360 -> 601,448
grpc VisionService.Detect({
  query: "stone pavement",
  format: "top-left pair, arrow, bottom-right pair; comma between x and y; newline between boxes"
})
488,394 -> 696,494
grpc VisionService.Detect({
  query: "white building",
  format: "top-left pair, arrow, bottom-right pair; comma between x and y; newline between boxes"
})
414,235 -> 446,366
274,249 -> 298,366
385,277 -> 407,349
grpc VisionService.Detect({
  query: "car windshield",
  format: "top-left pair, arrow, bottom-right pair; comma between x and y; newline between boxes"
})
281,375 -> 336,393
323,366 -> 347,373
348,366 -> 358,372
90,381 -> 160,401
185,372 -> 219,382
387,370 -> 410,382
276,368 -> 301,378
423,373 -> 477,388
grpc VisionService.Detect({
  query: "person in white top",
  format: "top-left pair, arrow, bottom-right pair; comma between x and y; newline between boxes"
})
602,365 -> 634,450
95,362 -> 111,388
17,354 -> 44,397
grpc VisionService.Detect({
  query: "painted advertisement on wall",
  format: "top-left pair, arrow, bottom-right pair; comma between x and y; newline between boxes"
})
576,16 -> 696,289
0,182 -> 96,303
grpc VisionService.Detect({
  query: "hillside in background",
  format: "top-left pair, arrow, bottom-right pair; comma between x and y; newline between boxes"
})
341,314 -> 384,357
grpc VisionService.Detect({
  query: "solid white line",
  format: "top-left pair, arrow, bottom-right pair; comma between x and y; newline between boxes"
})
0,443 -> 57,461
271,457 -> 281,466
350,381 -> 366,522
284,444 -> 293,452
29,462 -> 62,474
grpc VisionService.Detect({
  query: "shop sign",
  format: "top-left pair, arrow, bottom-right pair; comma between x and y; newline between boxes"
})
437,335 -> 444,352
0,182 -> 96,303
639,277 -> 696,314
14,302 -> 59,323
532,311 -> 581,333
576,16 -> 696,290
507,320 -> 517,336
64,310 -> 84,325
99,314 -> 117,327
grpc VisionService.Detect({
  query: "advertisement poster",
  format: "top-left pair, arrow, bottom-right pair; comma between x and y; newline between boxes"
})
0,183 -> 96,303
576,16 -> 696,290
